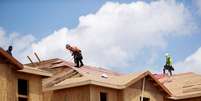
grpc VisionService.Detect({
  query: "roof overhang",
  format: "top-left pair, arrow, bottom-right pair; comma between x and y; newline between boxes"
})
18,65 -> 52,77
169,92 -> 201,100
43,79 -> 125,91
0,47 -> 23,70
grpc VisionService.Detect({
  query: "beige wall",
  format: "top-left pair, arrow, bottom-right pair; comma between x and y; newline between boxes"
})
44,85 -> 120,101
0,63 -> 16,101
122,78 -> 165,101
0,62 -> 43,101
90,85 -> 121,101
16,72 -> 43,101
48,86 -> 90,101
43,91 -> 53,101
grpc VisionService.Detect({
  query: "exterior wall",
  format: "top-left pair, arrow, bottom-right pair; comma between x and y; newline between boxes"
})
48,85 -> 90,101
16,72 -> 43,101
0,63 -> 17,101
122,78 -> 165,101
0,62 -> 43,101
89,85 -> 121,101
43,78 -> 166,101
44,85 -> 121,101
43,91 -> 53,101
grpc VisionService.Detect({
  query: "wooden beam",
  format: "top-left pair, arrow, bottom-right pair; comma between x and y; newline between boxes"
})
27,56 -> 34,65
34,52 -> 41,63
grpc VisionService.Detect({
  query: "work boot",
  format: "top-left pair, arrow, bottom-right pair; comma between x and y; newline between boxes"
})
74,59 -> 79,67
169,70 -> 172,76
79,60 -> 84,67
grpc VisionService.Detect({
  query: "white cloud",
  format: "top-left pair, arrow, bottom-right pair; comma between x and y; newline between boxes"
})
32,28 -> 70,60
175,47 -> 201,74
0,0 -> 198,73
194,0 -> 201,16
29,0 -> 197,71
0,27 -> 35,62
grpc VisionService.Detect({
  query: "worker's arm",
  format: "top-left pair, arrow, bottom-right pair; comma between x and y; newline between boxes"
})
66,48 -> 74,56
71,52 -> 75,56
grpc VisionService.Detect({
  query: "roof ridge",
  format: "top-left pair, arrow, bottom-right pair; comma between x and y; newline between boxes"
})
64,61 -> 122,75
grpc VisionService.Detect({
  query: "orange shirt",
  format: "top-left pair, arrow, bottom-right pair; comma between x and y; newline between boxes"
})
68,46 -> 81,53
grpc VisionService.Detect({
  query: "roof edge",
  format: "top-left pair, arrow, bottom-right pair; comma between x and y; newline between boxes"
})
169,92 -> 201,100
125,71 -> 172,96
147,71 -> 173,96
43,79 -> 91,91
0,47 -> 23,69
18,66 -> 52,77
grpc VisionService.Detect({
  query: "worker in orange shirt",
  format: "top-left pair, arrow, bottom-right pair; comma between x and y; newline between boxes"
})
66,44 -> 84,67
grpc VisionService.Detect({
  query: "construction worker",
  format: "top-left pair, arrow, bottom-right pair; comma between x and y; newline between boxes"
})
6,45 -> 13,56
163,53 -> 174,76
66,44 -> 84,67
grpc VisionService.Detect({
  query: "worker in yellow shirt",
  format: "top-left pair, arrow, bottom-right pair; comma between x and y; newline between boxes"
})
163,53 -> 174,76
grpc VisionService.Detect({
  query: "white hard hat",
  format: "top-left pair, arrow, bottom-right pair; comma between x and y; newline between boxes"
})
165,53 -> 169,56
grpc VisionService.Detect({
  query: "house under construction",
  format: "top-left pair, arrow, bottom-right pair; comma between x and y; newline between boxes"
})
1,47 -> 201,101
0,48 -> 51,101
26,58 -> 201,101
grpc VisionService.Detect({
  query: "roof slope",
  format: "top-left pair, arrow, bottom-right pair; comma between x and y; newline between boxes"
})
38,58 -> 171,96
0,47 -> 23,69
48,70 -> 171,96
158,72 -> 201,100
27,58 -> 123,88
26,58 -> 122,76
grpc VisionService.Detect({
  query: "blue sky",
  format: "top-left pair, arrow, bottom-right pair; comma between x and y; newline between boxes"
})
0,0 -> 201,74
0,0 -> 135,38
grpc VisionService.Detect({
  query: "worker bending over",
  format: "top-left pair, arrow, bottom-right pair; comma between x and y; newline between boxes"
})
66,44 -> 84,67
163,53 -> 174,76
